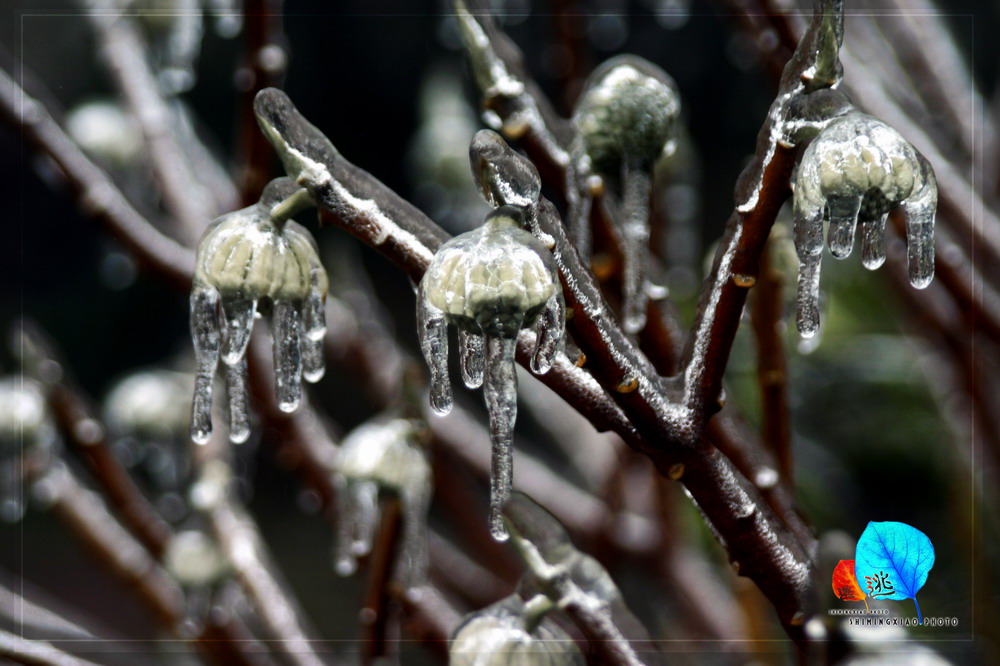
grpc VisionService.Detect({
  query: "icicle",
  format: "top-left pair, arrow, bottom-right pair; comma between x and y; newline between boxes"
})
301,332 -> 325,383
902,173 -> 937,289
484,335 -> 519,541
861,214 -> 888,269
220,298 -> 256,366
399,485 -> 431,587
621,166 -> 653,334
827,197 -> 861,259
190,287 -> 221,444
303,284 -> 326,341
794,202 -> 825,338
417,287 -> 452,415
531,294 -> 565,375
796,252 -> 823,338
271,301 -> 303,413
224,357 -> 250,444
333,479 -> 379,576
458,327 -> 485,389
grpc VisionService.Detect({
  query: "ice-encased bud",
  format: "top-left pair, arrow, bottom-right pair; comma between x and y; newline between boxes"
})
469,129 -> 541,211
450,594 -> 584,666
164,529 -> 231,588
572,55 -> 680,333
0,377 -> 56,522
190,179 -> 327,444
105,370 -> 194,503
793,111 -> 937,337
333,417 -> 431,587
503,493 -> 653,652
66,100 -> 144,168
417,206 -> 565,541
573,55 -> 681,180
422,206 -> 559,339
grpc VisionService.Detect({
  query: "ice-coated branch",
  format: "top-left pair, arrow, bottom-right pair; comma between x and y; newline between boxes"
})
253,86 -> 815,629
84,8 -> 217,244
0,66 -> 194,291
192,458 -> 326,666
452,0 -> 573,180
0,627 -> 104,666
503,493 -> 652,666
679,0 -> 844,424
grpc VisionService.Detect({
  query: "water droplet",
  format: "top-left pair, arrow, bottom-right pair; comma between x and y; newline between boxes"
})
668,463 -> 684,480
754,466 -> 779,490
731,273 -> 757,288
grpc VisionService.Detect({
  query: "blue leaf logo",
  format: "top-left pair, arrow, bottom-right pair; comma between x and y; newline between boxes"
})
854,521 -> 935,624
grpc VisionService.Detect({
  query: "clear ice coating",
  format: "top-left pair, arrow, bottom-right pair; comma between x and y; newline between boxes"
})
190,288 -> 221,445
502,493 -> 651,664
417,205 -> 564,541
332,418 -> 431,587
449,594 -> 584,666
484,336 -> 518,541
190,178 -> 328,443
792,110 -> 937,336
458,328 -> 485,389
571,55 -> 680,333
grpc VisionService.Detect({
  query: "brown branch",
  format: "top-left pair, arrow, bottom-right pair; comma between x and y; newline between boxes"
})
237,0 -> 286,205
85,11 -> 216,244
0,65 -> 194,290
47,383 -> 173,559
23,460 -> 185,632
360,497 -> 403,666
749,239 -> 793,480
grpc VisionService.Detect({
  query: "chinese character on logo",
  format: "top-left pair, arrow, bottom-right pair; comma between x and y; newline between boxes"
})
864,570 -> 895,598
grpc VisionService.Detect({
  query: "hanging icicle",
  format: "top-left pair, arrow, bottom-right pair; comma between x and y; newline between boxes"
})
332,417 -> 431,588
792,109 -> 937,337
417,205 -> 564,541
572,55 -> 681,334
190,177 -> 327,445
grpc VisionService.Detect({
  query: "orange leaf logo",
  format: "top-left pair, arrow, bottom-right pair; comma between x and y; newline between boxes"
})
832,559 -> 869,611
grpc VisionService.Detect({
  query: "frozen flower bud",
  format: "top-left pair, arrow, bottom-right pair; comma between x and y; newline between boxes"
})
333,417 -> 431,586
105,370 -> 192,443
793,111 -> 937,337
572,55 -> 681,333
190,178 -> 327,445
105,370 -> 194,503
164,529 -> 230,588
0,377 -> 56,522
573,55 -> 680,185
418,205 -> 564,541
450,594 -> 584,666
66,100 -> 144,168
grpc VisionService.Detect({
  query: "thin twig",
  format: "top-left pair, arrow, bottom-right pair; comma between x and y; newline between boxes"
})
195,456 -> 326,666
237,0 -> 287,205
0,65 -> 194,290
47,383 -> 173,558
25,461 -> 185,630
85,10 -> 215,244
360,497 -> 403,666
749,239 -> 793,481
0,627 -> 104,666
